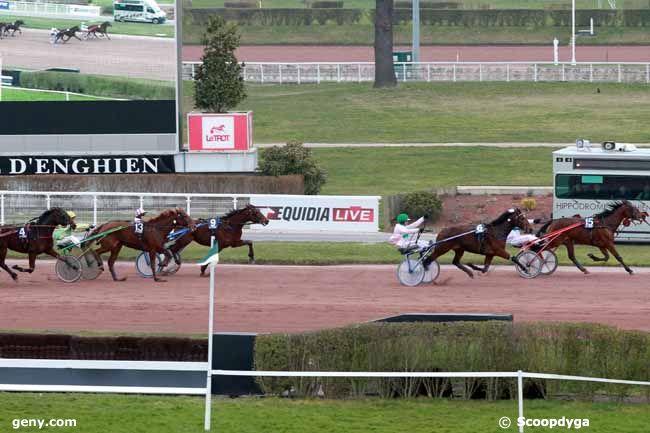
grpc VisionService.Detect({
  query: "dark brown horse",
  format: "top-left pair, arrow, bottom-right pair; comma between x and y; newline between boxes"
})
0,207 -> 74,281
423,208 -> 532,278
53,26 -> 81,44
86,21 -> 111,39
91,208 -> 195,282
164,204 -> 269,276
3,20 -> 24,37
536,200 -> 646,275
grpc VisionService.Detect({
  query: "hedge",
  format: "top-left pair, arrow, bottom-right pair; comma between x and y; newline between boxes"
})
19,71 -> 175,100
187,8 -> 650,27
255,322 -> 650,400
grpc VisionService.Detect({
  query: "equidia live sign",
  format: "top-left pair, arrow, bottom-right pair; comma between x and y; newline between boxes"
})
0,155 -> 176,175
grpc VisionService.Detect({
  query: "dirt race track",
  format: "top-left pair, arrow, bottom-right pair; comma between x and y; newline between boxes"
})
0,262 -> 648,335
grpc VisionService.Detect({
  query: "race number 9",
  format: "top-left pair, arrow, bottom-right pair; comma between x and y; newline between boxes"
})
585,217 -> 594,229
209,218 -> 218,230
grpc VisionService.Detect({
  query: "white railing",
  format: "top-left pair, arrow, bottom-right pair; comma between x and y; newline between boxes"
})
0,1 -> 101,18
0,359 -> 648,433
182,61 -> 650,84
0,190 -> 255,226
2,86 -> 123,101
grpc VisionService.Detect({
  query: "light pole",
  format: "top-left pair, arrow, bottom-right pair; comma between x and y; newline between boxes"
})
571,0 -> 576,64
412,0 -> 420,63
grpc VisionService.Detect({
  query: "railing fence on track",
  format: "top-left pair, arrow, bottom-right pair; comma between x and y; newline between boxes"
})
182,61 -> 650,84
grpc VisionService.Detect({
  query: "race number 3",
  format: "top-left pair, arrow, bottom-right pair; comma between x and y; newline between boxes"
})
209,218 -> 218,230
585,217 -> 594,229
134,223 -> 144,234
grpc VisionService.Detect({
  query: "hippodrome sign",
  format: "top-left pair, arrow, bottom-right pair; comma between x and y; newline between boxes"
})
187,112 -> 253,152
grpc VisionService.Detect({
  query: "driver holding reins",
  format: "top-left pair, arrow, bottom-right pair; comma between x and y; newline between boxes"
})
53,211 -> 90,248
506,217 -> 542,247
389,213 -> 430,251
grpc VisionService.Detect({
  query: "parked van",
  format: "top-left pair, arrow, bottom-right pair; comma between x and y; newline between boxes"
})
113,0 -> 166,24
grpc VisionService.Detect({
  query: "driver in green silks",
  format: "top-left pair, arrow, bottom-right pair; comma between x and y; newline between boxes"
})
53,211 -> 92,248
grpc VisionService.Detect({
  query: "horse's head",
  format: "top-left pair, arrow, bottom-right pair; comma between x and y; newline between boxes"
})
39,207 -> 75,229
243,204 -> 269,226
620,200 -> 645,224
15,20 -> 24,26
171,208 -> 196,232
103,21 -> 112,27
69,26 -> 79,32
489,207 -> 529,233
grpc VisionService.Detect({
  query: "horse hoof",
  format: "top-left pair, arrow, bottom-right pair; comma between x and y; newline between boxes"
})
248,259 -> 256,265
114,277 -> 127,282
11,275 -> 18,282
155,278 -> 167,283
11,265 -> 19,270
200,273 -> 208,278
467,273 -> 474,279
582,269 -> 590,275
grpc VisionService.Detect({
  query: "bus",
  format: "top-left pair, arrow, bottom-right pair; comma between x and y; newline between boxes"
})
553,140 -> 650,242
113,0 -> 166,24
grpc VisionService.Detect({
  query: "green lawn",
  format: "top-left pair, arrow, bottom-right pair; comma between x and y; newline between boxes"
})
0,394 -> 647,433
215,83 -> 650,144
0,15 -> 174,37
1,87 -> 108,101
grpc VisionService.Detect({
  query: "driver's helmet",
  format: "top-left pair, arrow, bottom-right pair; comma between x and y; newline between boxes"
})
396,213 -> 409,224
135,208 -> 147,218
67,211 -> 76,219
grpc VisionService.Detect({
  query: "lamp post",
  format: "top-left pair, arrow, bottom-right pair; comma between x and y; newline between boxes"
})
412,0 -> 420,63
571,0 -> 576,65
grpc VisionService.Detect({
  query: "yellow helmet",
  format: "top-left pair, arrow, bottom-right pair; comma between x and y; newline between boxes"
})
67,211 -> 76,219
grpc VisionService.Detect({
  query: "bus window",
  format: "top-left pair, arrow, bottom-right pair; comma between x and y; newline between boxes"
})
147,6 -> 155,12
556,174 -> 650,200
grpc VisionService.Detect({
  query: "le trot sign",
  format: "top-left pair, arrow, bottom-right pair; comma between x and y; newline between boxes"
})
187,112 -> 253,152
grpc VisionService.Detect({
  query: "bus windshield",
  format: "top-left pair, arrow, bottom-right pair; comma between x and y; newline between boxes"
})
556,174 -> 650,201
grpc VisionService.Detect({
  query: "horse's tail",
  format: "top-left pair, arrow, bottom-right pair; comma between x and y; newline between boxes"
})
536,220 -> 553,237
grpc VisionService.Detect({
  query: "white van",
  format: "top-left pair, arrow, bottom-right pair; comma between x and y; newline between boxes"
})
113,0 -> 167,24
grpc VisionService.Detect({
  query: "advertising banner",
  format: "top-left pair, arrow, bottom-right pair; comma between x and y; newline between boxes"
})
0,154 -> 175,175
187,112 -> 253,152
249,195 -> 380,232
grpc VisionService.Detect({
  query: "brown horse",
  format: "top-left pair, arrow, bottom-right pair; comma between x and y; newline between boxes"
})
536,200 -> 646,275
423,208 -> 532,278
164,204 -> 269,276
0,207 -> 74,281
92,208 -> 195,282
86,21 -> 111,39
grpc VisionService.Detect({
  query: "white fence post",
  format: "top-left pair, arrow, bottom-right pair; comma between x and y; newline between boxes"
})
518,370 -> 524,433
562,64 -> 566,82
317,64 -> 321,84
453,64 -> 456,82
260,65 -> 264,84
533,64 -> 537,82
337,64 -> 341,83
358,64 -> 361,83
279,65 -> 283,84
403,63 -> 407,82
46,195 -> 51,210
139,196 -> 144,211
590,63 -> 593,82
186,196 -> 192,216
93,195 -> 98,226
0,194 -> 4,226
506,64 -> 510,82
427,63 -> 431,82
479,64 -> 482,82
297,65 -> 301,85
618,64 -> 622,83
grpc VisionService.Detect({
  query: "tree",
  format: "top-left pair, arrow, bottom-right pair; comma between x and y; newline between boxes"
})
259,142 -> 327,195
374,0 -> 396,88
194,16 -> 246,113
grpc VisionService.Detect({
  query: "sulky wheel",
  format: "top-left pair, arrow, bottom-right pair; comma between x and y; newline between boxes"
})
420,260 -> 440,284
80,251 -> 102,280
539,250 -> 558,276
515,250 -> 542,279
55,255 -> 82,283
396,258 -> 425,287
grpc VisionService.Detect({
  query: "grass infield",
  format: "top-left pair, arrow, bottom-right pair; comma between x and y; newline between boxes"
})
1,88 -> 108,101
0,394 -> 648,433
221,83 -> 650,144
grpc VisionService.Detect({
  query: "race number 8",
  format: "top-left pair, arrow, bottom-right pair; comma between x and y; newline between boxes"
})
135,223 -> 144,234
209,219 -> 218,229
585,217 -> 594,229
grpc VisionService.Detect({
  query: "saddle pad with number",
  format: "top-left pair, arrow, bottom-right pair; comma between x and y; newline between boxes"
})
584,217 -> 594,229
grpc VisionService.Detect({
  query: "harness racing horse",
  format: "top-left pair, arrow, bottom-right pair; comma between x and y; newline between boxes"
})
536,200 -> 646,275
3,20 -> 24,36
91,208 -> 195,282
423,208 -> 532,278
86,21 -> 111,39
53,26 -> 81,44
163,204 -> 270,276
0,208 -> 74,281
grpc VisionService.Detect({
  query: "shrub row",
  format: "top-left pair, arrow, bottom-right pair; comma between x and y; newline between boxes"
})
19,71 -> 175,100
188,8 -> 650,27
311,1 -> 344,8
224,0 -> 257,8
255,322 -> 650,400
394,1 -> 460,9
0,333 -> 207,361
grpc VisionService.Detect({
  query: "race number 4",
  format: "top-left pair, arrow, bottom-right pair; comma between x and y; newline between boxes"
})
18,227 -> 27,239
134,223 -> 144,234
584,217 -> 594,229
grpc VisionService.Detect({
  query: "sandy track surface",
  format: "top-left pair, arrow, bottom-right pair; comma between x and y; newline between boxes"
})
0,263 -> 648,335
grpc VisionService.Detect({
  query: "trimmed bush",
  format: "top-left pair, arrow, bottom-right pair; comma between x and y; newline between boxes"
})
395,1 -> 460,9
259,141 -> 327,195
401,191 -> 443,223
311,1 -> 344,8
521,197 -> 537,211
255,322 -> 650,400
19,71 -> 174,100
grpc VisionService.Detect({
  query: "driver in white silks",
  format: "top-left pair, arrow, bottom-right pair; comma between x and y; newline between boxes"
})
389,213 -> 430,251
506,217 -> 542,247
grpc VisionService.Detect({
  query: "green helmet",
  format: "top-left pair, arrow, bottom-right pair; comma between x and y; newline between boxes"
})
397,213 -> 409,224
